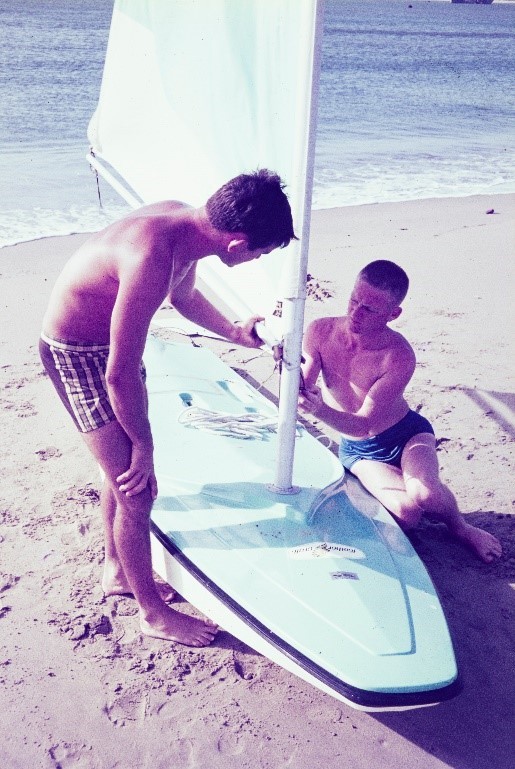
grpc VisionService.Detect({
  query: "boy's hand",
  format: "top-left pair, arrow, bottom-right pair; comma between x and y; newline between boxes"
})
117,443 -> 158,499
232,316 -> 265,348
298,385 -> 324,416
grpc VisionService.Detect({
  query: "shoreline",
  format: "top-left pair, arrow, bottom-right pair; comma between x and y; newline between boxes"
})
1,193 -> 513,768
2,190 -> 515,251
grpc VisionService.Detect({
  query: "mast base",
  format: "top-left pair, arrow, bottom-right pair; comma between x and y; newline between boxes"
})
267,484 -> 301,495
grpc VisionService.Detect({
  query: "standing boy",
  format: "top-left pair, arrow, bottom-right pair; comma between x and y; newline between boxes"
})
40,170 -> 296,646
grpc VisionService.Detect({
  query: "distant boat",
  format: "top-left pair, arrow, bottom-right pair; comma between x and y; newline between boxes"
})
451,0 -> 494,5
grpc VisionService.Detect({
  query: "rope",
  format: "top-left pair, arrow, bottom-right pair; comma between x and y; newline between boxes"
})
88,148 -> 103,209
175,343 -> 306,441
178,406 -> 279,440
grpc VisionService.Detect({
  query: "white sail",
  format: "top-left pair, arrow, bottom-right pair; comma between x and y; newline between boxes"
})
88,0 -> 324,490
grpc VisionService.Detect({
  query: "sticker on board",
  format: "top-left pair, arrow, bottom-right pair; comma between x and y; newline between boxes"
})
289,542 -> 365,560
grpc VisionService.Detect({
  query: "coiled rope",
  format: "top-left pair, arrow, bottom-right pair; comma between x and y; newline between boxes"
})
178,407 -> 279,440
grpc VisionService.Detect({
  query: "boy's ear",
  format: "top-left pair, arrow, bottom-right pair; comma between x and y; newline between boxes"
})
226,234 -> 249,253
389,306 -> 402,321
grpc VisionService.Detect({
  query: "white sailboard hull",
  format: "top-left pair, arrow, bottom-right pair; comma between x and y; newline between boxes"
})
146,336 -> 461,711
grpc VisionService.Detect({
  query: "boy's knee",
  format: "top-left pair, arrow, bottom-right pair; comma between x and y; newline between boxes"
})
405,478 -> 435,511
117,488 -> 153,521
385,492 -> 422,529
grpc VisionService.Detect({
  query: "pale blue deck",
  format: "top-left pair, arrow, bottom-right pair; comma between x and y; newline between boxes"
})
146,336 -> 459,701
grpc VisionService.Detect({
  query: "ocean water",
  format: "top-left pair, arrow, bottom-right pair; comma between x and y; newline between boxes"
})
0,0 -> 513,248
316,0 -> 515,207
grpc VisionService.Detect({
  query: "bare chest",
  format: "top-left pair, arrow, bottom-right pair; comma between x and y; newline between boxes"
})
320,340 -> 387,405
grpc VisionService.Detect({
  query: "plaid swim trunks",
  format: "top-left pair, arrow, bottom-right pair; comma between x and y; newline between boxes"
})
39,334 -> 146,433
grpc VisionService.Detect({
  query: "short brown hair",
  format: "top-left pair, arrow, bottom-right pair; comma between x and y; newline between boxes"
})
359,260 -> 409,304
206,169 -> 297,250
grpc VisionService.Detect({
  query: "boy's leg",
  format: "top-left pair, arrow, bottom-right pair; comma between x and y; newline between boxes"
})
351,433 -> 501,562
100,479 -> 127,594
350,459 -> 423,529
100,479 -> 175,602
82,421 -> 218,645
401,433 -> 502,562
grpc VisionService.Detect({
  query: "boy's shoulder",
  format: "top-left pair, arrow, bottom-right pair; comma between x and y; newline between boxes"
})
110,201 -> 192,240
98,202 -> 195,259
386,328 -> 416,366
308,315 -> 342,333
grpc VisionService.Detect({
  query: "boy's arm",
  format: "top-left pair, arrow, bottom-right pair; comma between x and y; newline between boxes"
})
171,265 -> 264,348
299,346 -> 416,437
301,319 -> 324,388
106,250 -> 172,497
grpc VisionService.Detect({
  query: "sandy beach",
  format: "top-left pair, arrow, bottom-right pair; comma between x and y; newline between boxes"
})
1,194 -> 513,769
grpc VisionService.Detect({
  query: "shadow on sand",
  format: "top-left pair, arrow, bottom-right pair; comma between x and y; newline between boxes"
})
461,387 -> 515,441
373,514 -> 515,769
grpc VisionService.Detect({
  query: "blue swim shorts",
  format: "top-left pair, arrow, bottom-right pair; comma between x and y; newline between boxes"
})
338,410 -> 435,471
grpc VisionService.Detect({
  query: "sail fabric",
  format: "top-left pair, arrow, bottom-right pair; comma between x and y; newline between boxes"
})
88,0 -> 321,335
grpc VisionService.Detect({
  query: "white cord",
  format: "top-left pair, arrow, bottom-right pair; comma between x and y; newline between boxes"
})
178,406 -> 279,440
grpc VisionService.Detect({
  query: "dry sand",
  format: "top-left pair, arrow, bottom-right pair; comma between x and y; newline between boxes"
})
0,194 -> 514,769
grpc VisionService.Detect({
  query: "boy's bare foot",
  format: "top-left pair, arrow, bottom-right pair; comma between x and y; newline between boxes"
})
140,605 -> 218,647
455,523 -> 502,563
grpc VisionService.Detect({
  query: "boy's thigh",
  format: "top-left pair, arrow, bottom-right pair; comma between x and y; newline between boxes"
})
401,432 -> 440,485
82,420 -> 131,476
351,458 -> 405,499
82,421 -> 153,513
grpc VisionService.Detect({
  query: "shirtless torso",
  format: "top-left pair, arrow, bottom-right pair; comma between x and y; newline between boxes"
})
304,315 -> 414,437
45,202 -> 216,343
297,268 -> 503,564
43,200 -> 266,389
301,272 -> 416,440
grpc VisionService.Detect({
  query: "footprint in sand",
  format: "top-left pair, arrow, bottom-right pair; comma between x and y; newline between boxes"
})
109,596 -> 139,617
150,691 -> 195,720
144,739 -> 194,769
48,741 -> 95,769
105,682 -> 195,729
15,400 -> 37,418
169,739 -> 194,767
104,688 -> 146,726
306,704 -> 343,724
35,445 -> 62,461
232,649 -> 259,681
60,520 -> 92,547
217,729 -> 245,756
0,574 -> 20,594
